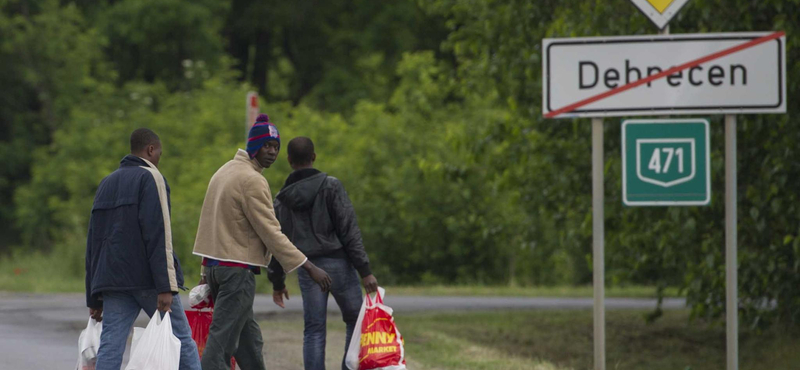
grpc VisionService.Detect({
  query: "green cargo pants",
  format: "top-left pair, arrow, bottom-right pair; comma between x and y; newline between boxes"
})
202,266 -> 266,370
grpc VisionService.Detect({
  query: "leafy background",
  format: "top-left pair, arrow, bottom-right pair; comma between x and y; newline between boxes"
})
1,0 -> 798,329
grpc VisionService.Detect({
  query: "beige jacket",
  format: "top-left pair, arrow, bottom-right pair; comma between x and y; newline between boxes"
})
192,149 -> 307,272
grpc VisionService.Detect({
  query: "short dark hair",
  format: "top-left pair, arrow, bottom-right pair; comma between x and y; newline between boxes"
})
287,137 -> 315,165
130,128 -> 160,153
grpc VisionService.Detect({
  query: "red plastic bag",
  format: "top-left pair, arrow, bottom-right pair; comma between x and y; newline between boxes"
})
345,287 -> 406,370
186,308 -> 236,370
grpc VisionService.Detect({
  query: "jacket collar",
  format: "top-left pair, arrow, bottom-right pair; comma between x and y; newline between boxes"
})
120,155 -> 159,170
120,155 -> 147,168
139,157 -> 158,169
235,149 -> 264,173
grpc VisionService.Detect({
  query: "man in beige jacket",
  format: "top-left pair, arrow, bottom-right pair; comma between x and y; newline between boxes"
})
193,114 -> 331,370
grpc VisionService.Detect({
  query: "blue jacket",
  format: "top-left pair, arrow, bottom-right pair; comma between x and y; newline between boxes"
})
85,155 -> 184,308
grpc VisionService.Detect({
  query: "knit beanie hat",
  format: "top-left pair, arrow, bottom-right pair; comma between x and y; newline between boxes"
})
246,114 -> 280,159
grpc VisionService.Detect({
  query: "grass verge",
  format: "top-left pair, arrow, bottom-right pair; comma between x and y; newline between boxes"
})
387,309 -> 799,370
1,247 -> 678,299
264,309 -> 800,370
0,250 -> 85,293
1,247 -> 678,300
384,284 -> 681,298
1,258 -> 679,299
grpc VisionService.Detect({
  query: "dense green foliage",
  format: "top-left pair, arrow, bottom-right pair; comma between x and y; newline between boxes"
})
1,0 -> 798,328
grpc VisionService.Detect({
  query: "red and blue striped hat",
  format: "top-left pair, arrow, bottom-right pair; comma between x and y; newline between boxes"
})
246,114 -> 280,159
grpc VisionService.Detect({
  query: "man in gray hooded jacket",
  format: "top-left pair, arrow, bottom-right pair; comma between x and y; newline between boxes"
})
268,136 -> 378,370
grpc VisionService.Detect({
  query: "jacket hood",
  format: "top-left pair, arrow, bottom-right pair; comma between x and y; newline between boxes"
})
276,172 -> 327,210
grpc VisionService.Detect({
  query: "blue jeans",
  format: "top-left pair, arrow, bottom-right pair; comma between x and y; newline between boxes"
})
95,290 -> 201,370
298,256 -> 363,370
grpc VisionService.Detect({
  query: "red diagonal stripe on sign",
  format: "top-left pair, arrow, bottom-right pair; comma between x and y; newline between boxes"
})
544,31 -> 785,119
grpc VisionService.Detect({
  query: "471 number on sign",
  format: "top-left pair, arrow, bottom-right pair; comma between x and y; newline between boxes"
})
648,147 -> 685,174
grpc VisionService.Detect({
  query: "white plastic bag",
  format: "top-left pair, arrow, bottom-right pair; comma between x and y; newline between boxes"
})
189,284 -> 212,309
76,318 -> 103,370
130,327 -> 145,356
124,312 -> 181,370
345,290 -> 370,370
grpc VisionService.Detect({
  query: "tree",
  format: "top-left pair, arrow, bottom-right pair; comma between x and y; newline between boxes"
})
219,0 -> 448,111
98,0 -> 225,89
0,0 -> 107,250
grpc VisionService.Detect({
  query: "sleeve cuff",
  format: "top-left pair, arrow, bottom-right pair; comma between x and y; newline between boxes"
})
157,286 -> 178,294
272,280 -> 286,291
284,257 -> 308,274
87,298 -> 103,309
355,263 -> 372,278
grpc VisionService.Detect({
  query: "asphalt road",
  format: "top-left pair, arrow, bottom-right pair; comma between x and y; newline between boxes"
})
0,292 -> 685,369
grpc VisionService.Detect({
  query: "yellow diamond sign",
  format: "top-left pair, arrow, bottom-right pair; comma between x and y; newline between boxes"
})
630,0 -> 691,29
647,0 -> 673,13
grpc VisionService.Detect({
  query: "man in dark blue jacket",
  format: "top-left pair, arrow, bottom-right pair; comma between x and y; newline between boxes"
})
85,128 -> 200,370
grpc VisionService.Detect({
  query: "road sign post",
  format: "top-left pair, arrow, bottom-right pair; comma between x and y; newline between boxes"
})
725,114 -> 738,370
543,25 -> 786,370
622,119 -> 710,206
246,91 -> 259,139
592,117 -> 605,370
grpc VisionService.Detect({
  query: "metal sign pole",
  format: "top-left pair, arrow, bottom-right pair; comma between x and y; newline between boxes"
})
724,114 -> 738,370
592,117 -> 605,370
246,91 -> 259,141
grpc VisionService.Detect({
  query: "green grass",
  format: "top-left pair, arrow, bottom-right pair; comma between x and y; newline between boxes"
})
386,310 -> 799,370
384,284 -> 681,298
255,277 -> 680,299
2,268 -> 679,300
1,252 -> 680,299
0,249 -> 86,293
0,272 -> 85,293
264,309 -> 798,370
263,311 -> 563,370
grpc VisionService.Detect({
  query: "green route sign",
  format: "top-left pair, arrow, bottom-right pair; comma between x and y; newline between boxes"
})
622,119 -> 711,206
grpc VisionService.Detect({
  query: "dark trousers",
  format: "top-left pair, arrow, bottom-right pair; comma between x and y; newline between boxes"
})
202,266 -> 266,370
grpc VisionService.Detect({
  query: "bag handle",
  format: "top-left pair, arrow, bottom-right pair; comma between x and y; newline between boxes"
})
365,287 -> 384,307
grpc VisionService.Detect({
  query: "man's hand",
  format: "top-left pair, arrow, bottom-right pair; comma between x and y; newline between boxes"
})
89,308 -> 103,322
198,276 -> 207,286
157,292 -> 173,313
273,288 -> 290,308
362,275 -> 378,294
303,261 -> 332,292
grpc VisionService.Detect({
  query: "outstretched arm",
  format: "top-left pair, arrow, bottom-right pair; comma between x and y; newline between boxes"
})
328,179 -> 377,293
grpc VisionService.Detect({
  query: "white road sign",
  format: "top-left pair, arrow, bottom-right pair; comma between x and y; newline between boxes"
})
542,32 -> 786,118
